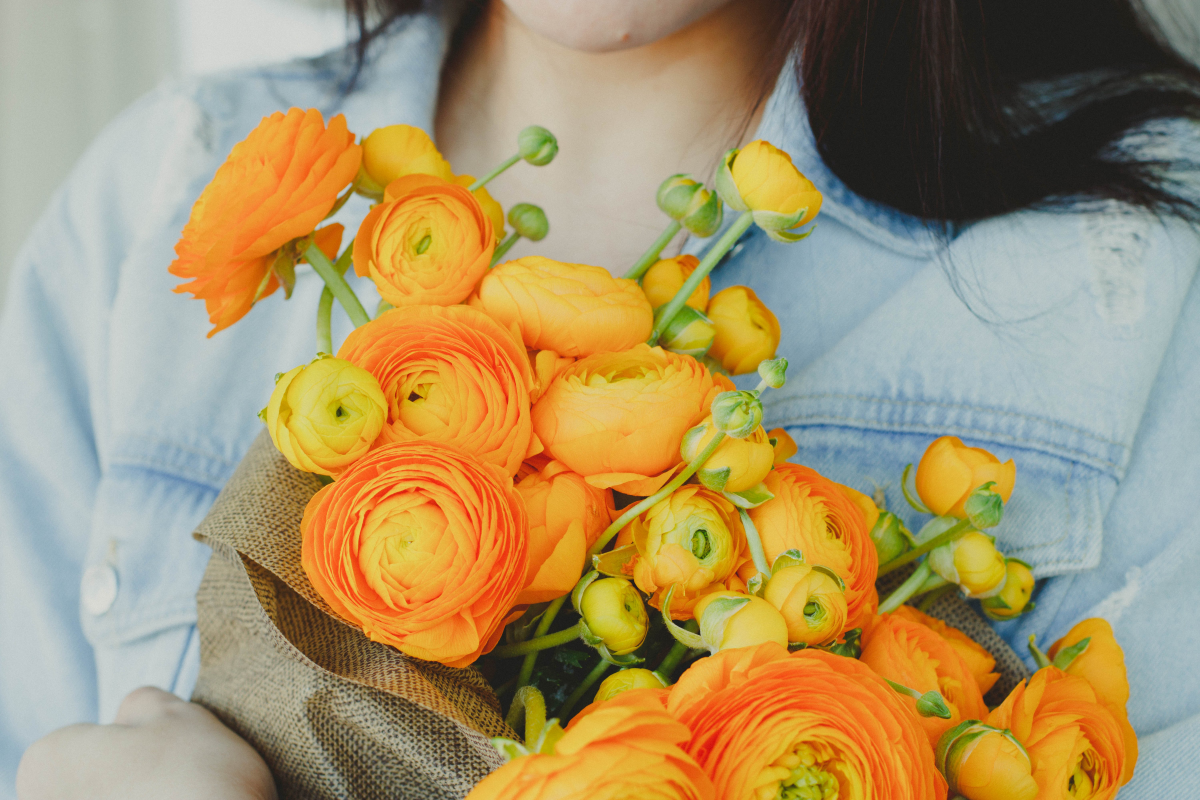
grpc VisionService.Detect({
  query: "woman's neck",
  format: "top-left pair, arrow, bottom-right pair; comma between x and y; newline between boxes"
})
435,0 -> 781,273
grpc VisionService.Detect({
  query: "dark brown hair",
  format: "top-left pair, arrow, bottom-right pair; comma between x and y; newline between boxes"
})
346,0 -> 1200,224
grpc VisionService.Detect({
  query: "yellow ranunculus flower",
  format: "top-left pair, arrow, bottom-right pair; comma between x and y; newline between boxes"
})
706,285 -> 781,375
930,531 -> 1008,598
763,564 -> 849,646
265,356 -> 387,477
626,485 -> 746,598
361,124 -> 453,190
695,591 -> 789,652
723,140 -> 822,225
915,436 -> 1016,518
593,668 -> 667,703
937,722 -> 1038,800
981,559 -> 1036,620
679,416 -> 774,493
642,254 -> 711,311
579,578 -> 649,656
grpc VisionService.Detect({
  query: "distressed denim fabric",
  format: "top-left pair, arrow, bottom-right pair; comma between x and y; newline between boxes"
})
1,6 -> 1198,796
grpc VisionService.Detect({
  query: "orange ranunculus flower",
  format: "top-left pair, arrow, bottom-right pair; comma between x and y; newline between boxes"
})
641,254 -> 711,311
1047,618 -> 1138,784
915,436 -> 1016,518
528,349 -> 575,403
337,304 -> 533,475
860,611 -> 990,746
353,173 -> 495,307
467,690 -> 714,800
706,286 -> 781,375
892,606 -> 1000,696
531,344 -> 731,490
514,460 -> 614,605
748,463 -> 879,630
987,668 -> 1128,800
170,108 -> 361,336
360,124 -> 453,187
768,427 -> 798,465
470,256 -> 654,357
300,440 -> 528,667
668,645 -> 947,800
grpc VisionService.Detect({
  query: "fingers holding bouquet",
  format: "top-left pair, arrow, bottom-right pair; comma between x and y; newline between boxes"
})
172,115 -> 1138,800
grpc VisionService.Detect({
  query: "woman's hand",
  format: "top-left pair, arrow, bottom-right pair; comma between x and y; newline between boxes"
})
16,686 -> 276,800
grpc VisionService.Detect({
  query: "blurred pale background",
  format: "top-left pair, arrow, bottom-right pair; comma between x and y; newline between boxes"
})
0,0 -> 1198,308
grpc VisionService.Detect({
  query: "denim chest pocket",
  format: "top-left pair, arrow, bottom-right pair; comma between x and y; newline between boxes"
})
765,393 -> 1119,578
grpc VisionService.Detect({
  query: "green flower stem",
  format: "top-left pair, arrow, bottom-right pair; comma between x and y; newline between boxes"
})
586,432 -> 727,561
469,153 -> 521,192
305,242 -> 370,328
558,658 -> 611,720
916,582 -> 956,612
506,685 -> 547,744
491,232 -> 520,266
738,507 -> 772,577
514,594 -> 569,692
652,621 -> 699,685
315,241 -> 355,354
877,518 -> 972,577
879,561 -> 933,614
494,621 -> 581,659
649,211 -> 753,344
1028,635 -> 1053,670
623,220 -> 682,280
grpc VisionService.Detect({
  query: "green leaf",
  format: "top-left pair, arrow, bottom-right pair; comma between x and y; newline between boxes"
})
1052,637 -> 1092,671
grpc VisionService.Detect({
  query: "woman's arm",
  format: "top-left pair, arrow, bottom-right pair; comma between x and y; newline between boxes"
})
16,687 -> 276,800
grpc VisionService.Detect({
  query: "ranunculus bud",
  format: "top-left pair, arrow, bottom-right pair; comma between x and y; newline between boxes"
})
767,427 -> 797,464
706,285 -> 781,375
928,531 -> 1008,598
641,254 -> 710,311
870,511 -> 913,564
679,415 -> 773,493
360,124 -> 453,194
657,175 -> 705,219
709,390 -> 763,438
518,125 -> 558,165
936,721 -> 1038,800
756,356 -> 788,389
716,140 -> 823,242
578,577 -> 649,656
694,591 -> 788,652
593,668 -> 667,703
763,563 -> 848,646
265,355 -> 387,477
506,202 -> 549,241
981,559 -> 1036,620
915,436 -> 1016,518
658,305 -> 716,358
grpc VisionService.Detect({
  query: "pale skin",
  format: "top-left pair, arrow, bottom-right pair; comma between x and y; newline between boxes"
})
15,0 -> 778,795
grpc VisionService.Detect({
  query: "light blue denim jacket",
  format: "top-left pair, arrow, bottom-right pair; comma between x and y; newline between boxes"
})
2,6 -> 1198,797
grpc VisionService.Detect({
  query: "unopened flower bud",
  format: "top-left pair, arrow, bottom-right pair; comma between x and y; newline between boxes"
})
928,531 -> 1008,598
706,286 -> 781,375
579,577 -> 649,656
915,436 -> 1015,519
710,390 -> 763,438
507,202 -> 549,241
885,679 -> 952,719
695,591 -> 788,653
869,511 -> 913,564
658,305 -> 716,358
763,564 -> 848,646
681,189 -> 722,238
518,125 -> 558,166
680,416 -> 773,493
757,357 -> 788,389
715,141 -> 822,242
936,721 -> 1038,800
360,124 -> 453,190
657,175 -> 704,219
981,559 -> 1036,620
593,668 -> 667,703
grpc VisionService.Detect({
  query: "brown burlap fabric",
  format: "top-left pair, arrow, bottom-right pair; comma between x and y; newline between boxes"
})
191,431 -> 511,800
191,431 -> 1031,797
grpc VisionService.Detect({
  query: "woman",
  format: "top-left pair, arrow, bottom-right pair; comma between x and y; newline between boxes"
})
7,0 -> 1200,797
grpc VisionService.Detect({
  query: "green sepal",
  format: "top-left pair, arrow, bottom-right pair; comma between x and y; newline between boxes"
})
869,511 -> 915,564
714,148 -> 747,211
787,641 -> 808,652
682,189 -> 723,238
964,481 -> 1004,529
723,483 -> 775,509
710,390 -> 763,438
271,248 -> 297,300
592,544 -> 638,578
900,463 -> 931,513
822,628 -> 862,658
352,162 -> 385,202
571,570 -> 601,616
257,407 -> 268,422
916,690 -> 953,719
746,573 -> 765,597
697,467 -> 732,492
762,224 -> 816,243
596,643 -> 644,667
532,719 -> 565,754
490,737 -> 530,762
697,594 -> 751,652
770,549 -> 807,575
811,565 -> 847,593
577,618 -> 604,648
751,206 -> 809,232
661,585 -> 705,650
1028,634 -> 1053,670
1052,636 -> 1092,671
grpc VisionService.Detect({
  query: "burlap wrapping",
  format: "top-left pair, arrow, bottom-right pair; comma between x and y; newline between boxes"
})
191,431 -> 1031,797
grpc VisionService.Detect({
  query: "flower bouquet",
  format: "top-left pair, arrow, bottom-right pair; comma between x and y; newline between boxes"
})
175,109 -> 1138,800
